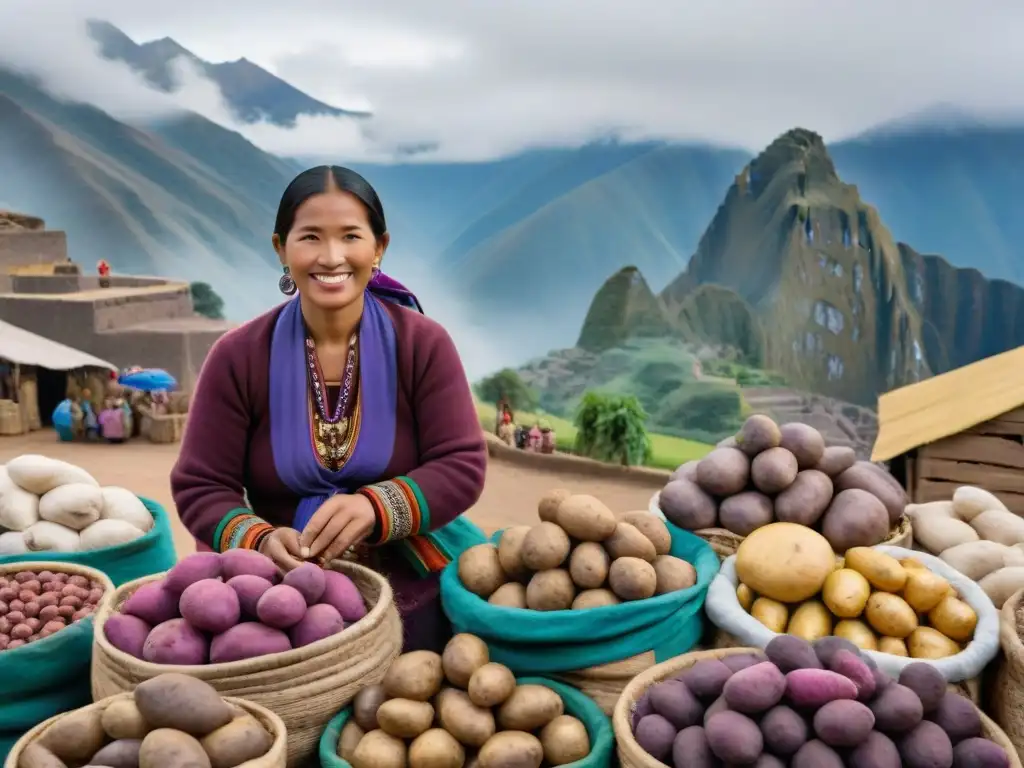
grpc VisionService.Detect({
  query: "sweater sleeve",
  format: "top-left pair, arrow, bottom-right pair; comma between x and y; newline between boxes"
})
170,334 -> 272,551
359,323 -> 486,545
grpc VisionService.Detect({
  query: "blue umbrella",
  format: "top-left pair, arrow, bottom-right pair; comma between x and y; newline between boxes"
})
52,399 -> 74,441
118,368 -> 178,392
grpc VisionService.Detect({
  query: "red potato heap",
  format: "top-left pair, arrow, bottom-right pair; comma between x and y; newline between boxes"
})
661,414 -> 908,551
631,635 -> 1011,768
103,550 -> 367,665
0,569 -> 106,651
18,673 -> 276,768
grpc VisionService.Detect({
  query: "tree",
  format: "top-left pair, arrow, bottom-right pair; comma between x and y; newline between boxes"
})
573,391 -> 652,467
474,369 -> 538,412
191,281 -> 225,320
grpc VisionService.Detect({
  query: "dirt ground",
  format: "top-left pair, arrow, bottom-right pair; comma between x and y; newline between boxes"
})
0,431 -> 665,556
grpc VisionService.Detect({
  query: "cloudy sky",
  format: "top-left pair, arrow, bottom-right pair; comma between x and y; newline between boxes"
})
1,0 -> 1023,161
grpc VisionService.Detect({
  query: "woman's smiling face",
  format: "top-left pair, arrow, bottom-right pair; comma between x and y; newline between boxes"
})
274,188 -> 389,311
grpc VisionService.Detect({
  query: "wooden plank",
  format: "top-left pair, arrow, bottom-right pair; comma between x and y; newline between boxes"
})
923,434 -> 1024,469
916,479 -> 1024,515
917,457 -> 1024,495
999,407 -> 1024,423
906,456 -> 916,499
967,419 -> 1024,437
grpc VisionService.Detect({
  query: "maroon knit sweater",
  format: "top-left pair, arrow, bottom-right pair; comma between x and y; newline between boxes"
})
170,301 -> 487,614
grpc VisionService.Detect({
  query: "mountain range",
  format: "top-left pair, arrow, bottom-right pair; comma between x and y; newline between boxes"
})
1,21 -> 1022,377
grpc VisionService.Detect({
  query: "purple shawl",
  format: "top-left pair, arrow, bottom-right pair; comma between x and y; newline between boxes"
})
269,274 -> 421,528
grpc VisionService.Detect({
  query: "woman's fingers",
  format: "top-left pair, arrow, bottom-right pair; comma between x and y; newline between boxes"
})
299,505 -> 335,550
305,509 -> 352,558
265,528 -> 306,571
322,521 -> 361,564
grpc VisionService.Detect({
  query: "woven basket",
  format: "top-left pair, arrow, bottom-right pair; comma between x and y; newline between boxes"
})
90,560 -> 402,767
649,492 -> 913,561
556,651 -> 656,715
3,691 -> 287,768
993,587 -> 1024,758
612,646 -> 1020,768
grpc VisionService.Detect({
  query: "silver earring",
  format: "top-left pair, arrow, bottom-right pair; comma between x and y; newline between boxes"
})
279,266 -> 296,295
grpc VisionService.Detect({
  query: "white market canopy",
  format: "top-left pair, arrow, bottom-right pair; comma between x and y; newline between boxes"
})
0,320 -> 117,372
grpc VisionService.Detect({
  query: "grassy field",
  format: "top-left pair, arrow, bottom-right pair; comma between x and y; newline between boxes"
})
476,401 -> 713,471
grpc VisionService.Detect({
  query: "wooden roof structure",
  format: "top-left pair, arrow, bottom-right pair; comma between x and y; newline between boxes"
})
872,345 -> 1024,462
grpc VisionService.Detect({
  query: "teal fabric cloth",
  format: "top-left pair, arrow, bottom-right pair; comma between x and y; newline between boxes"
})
319,676 -> 613,768
440,521 -> 719,673
0,496 -> 177,587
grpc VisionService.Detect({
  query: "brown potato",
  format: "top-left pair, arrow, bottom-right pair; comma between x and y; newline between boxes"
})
652,555 -> 697,595
16,744 -> 67,768
774,470 -> 833,527
751,447 -> 799,494
695,448 -> 750,496
337,720 -> 365,763
568,542 -> 610,589
351,729 -> 408,768
488,583 -> 528,608
540,715 -> 590,766
353,684 -> 388,731
670,461 -> 700,483
735,414 -> 781,457
659,479 -> 717,530
608,557 -> 657,601
468,663 -> 517,707
385,651 -> 445,701
200,715 -> 274,768
497,685 -> 565,731
537,489 -> 570,523
864,593 -> 918,639
834,462 -> 908,525
603,522 -> 657,562
908,627 -> 961,659
619,511 -> 672,555
496,526 -> 532,583
408,729 -> 465,768
40,708 -> 106,762
436,688 -> 496,747
814,446 -> 857,477
377,699 -> 436,739
101,698 -> 150,740
458,544 -> 507,599
821,489 -> 890,552
477,731 -> 543,768
139,729 -> 211,768
779,422 -> 826,469
442,634 -> 490,688
555,495 -> 617,542
526,570 -> 575,611
520,523 -> 571,571
571,589 -> 620,609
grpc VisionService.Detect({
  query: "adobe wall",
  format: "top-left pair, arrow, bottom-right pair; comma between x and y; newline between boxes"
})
0,297 -> 96,349
92,289 -> 192,331
0,231 -> 67,268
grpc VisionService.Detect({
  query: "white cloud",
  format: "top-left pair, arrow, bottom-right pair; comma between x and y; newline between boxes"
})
2,0 -> 1024,162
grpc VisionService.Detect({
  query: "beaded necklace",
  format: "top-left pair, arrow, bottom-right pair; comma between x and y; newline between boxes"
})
305,332 -> 358,466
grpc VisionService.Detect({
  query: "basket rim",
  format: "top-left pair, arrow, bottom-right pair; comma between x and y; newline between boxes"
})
91,558 -> 395,676
2,691 -> 287,768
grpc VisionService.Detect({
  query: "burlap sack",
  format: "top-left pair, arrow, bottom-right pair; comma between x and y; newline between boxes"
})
993,587 -> 1024,758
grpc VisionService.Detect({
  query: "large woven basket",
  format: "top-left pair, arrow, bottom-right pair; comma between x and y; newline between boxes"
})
612,646 -> 1020,768
556,651 -> 656,715
3,692 -> 287,768
648,492 -> 913,561
91,559 -> 402,767
993,587 -> 1024,759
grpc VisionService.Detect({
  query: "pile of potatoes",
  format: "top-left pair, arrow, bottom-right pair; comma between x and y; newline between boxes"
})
630,635 -> 1011,767
660,415 -> 908,551
16,672 -> 276,768
457,491 -> 698,610
907,486 -> 1024,607
103,550 -> 366,664
339,633 -> 591,768
0,455 -> 155,555
734,524 -> 979,658
0,568 -> 106,651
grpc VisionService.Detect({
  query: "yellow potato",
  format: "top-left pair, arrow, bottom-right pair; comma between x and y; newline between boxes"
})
902,568 -> 951,613
736,583 -> 756,612
734,523 -> 835,602
822,568 -> 871,618
900,558 -> 929,572
750,597 -> 789,633
928,596 -> 978,643
845,548 -> 908,592
877,636 -> 909,656
834,619 -> 878,651
908,627 -> 961,659
787,600 -> 833,642
864,592 -> 919,639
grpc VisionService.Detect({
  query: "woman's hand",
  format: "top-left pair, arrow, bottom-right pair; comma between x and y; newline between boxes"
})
258,527 -> 306,572
300,494 -> 377,564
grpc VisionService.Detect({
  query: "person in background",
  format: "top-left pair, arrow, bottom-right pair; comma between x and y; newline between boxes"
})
528,423 -> 542,452
171,165 -> 486,653
69,394 -> 84,440
497,411 -> 516,446
540,421 -> 556,454
81,389 -> 99,441
52,399 -> 74,442
97,259 -> 111,288
119,397 -> 134,438
99,397 -> 126,443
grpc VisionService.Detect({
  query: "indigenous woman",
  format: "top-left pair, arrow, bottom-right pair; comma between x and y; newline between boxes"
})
171,166 -> 487,652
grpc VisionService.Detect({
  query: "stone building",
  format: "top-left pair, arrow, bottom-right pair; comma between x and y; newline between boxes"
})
0,212 -> 233,389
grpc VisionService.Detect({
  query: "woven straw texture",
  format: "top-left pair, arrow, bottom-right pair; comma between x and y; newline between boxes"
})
90,559 -> 402,766
994,587 -> 1024,760
557,651 -> 656,715
3,692 -> 287,768
612,646 -> 1019,768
